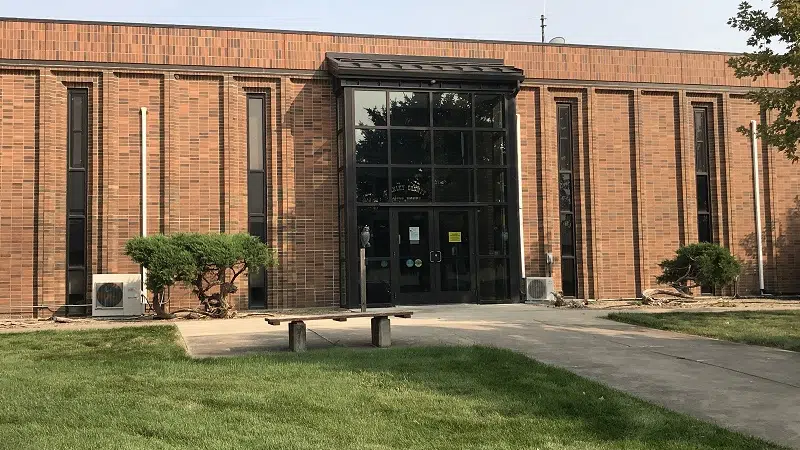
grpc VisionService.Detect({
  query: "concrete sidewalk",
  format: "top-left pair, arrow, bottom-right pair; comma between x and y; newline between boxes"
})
177,304 -> 800,448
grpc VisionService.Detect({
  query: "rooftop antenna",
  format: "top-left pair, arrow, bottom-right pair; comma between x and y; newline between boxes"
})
540,0 -> 546,43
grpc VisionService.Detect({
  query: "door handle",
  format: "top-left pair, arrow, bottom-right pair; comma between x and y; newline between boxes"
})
436,251 -> 443,263
429,251 -> 436,263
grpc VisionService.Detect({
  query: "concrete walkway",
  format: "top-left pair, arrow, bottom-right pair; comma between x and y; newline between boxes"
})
177,304 -> 800,448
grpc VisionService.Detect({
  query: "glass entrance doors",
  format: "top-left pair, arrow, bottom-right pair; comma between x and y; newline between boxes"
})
392,208 -> 477,304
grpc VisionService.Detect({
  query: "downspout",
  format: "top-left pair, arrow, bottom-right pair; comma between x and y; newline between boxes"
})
751,120 -> 765,295
517,113 -> 526,280
141,107 -> 148,300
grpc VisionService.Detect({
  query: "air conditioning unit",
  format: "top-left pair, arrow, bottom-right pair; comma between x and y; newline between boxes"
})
525,277 -> 555,302
92,274 -> 145,317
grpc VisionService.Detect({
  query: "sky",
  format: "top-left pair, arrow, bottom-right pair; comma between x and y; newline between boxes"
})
0,0 -> 776,52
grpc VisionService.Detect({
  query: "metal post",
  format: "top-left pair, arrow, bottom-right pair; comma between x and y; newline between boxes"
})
751,120 -> 765,294
540,14 -> 546,43
359,247 -> 367,312
140,107 -> 148,302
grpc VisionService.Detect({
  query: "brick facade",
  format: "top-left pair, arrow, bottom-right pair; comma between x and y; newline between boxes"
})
1,18 -> 798,316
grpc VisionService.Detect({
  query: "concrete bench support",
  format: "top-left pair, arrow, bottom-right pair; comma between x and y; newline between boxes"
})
371,316 -> 391,348
289,321 -> 307,352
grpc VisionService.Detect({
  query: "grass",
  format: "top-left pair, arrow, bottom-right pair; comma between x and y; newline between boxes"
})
0,326 -> 784,450
608,310 -> 800,352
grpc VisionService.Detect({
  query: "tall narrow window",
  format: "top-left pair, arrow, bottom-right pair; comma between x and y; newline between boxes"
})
694,107 -> 713,245
247,94 -> 267,308
557,103 -> 578,297
694,107 -> 714,294
67,89 -> 88,315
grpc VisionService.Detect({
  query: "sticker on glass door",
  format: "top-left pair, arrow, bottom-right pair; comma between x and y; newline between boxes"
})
409,226 -> 420,244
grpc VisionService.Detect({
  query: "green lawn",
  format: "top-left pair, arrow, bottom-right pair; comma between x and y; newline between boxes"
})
608,310 -> 800,352
0,326 -> 783,449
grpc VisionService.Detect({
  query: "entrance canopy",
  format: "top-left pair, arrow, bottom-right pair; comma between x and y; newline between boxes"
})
327,52 -> 525,308
326,52 -> 525,87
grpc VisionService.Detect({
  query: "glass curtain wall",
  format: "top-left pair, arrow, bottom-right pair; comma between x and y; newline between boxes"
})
350,89 -> 514,304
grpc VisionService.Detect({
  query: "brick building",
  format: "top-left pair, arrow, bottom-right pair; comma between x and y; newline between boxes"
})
0,17 -> 798,317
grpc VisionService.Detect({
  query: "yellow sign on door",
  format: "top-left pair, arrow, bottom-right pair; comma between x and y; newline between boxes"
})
448,232 -> 462,243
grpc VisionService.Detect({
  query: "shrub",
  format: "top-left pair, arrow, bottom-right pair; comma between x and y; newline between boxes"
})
656,243 -> 741,294
125,233 -> 277,318
124,235 -> 196,318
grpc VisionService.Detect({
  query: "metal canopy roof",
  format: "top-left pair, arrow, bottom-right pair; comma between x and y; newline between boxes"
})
325,52 -> 525,84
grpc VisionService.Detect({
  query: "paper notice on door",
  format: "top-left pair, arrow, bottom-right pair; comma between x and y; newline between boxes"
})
409,226 -> 420,244
448,232 -> 462,243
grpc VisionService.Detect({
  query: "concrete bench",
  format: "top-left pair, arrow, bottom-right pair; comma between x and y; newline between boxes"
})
265,311 -> 414,352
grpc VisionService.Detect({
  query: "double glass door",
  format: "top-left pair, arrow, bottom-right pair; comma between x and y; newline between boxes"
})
392,208 -> 476,304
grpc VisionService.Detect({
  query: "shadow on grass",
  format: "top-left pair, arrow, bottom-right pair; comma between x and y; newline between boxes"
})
608,310 -> 800,352
0,326 -> 784,450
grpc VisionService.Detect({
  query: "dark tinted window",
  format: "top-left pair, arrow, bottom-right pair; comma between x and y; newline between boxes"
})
354,90 -> 387,126
559,173 -> 573,212
434,130 -> 472,165
390,92 -> 429,127
560,214 -> 575,257
478,258 -> 509,300
477,206 -> 509,256
476,132 -> 506,165
355,129 -> 388,164
391,168 -> 432,202
433,92 -> 471,127
475,94 -> 504,128
248,172 -> 265,214
356,168 -> 389,203
358,207 -> 391,258
434,168 -> 472,202
476,169 -> 507,203
391,130 -> 430,165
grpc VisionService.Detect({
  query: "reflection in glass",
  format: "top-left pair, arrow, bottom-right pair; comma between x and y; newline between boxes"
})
366,260 -> 392,304
435,168 -> 472,202
478,206 -> 509,256
433,92 -> 471,127
478,258 -> 510,300
475,94 -> 504,128
557,105 -> 573,171
358,207 -> 391,258
559,173 -> 573,212
696,175 -> 710,212
561,259 -> 577,297
354,90 -> 387,126
390,92 -> 430,127
434,130 -> 471,165
356,129 -> 388,164
476,132 -> 506,165
391,130 -> 430,165
476,169 -> 507,203
356,168 -> 389,202
247,96 -> 265,171
560,213 -> 575,257
391,168 -> 432,202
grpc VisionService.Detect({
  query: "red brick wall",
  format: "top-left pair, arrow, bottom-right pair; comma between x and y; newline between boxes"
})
0,71 -> 37,317
638,92 -> 683,289
591,91 -> 638,299
4,19 -> 800,317
0,19 -> 792,88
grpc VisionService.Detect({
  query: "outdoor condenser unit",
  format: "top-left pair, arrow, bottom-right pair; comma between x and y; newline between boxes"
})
91,274 -> 145,318
525,277 -> 555,302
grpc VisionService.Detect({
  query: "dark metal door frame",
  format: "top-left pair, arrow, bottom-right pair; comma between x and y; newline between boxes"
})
390,207 -> 478,305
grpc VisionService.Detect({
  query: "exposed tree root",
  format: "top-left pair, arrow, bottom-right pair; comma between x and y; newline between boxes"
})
641,287 -> 695,305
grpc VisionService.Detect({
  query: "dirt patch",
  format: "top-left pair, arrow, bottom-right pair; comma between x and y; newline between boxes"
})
586,297 -> 800,312
0,307 -> 348,334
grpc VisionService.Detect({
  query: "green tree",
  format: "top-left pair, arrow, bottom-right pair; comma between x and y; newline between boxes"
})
728,1 -> 800,161
125,235 -> 196,319
126,233 -> 277,318
656,243 -> 742,294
